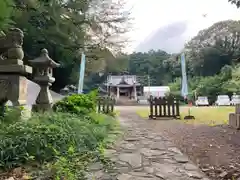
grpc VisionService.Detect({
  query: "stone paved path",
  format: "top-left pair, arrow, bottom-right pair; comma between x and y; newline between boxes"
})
88,110 -> 210,180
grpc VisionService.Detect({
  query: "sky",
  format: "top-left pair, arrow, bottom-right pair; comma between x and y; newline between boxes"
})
124,0 -> 240,53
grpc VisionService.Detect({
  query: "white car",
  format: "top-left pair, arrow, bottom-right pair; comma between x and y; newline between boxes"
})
231,95 -> 240,105
215,95 -> 231,106
195,96 -> 209,106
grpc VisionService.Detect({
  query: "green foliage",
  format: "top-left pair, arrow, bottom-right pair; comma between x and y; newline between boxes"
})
167,64 -> 236,103
0,111 -> 117,171
49,148 -> 92,180
185,20 -> 240,77
0,106 -> 22,124
0,0 -> 14,30
195,76 -> 223,103
0,0 -> 131,90
168,78 -> 181,92
128,50 -> 172,86
53,90 -> 98,114
0,91 -> 119,180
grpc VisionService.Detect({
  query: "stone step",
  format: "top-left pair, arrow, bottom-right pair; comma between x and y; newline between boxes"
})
115,98 -> 138,106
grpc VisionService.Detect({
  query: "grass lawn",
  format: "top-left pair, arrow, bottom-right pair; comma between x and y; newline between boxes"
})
136,106 -> 235,126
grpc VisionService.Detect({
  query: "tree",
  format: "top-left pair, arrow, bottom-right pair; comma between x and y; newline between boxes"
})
0,0 -> 14,30
184,20 -> 240,76
86,0 -> 131,51
228,0 -> 240,8
10,0 -> 131,90
127,50 -> 172,86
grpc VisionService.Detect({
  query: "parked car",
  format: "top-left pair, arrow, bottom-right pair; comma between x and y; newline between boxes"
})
195,96 -> 209,106
231,95 -> 240,105
215,95 -> 231,106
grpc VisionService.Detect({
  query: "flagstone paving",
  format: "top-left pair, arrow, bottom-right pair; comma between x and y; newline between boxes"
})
88,111 -> 210,180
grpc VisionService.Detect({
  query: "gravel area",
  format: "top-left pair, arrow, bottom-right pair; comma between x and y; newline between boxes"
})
146,118 -> 240,180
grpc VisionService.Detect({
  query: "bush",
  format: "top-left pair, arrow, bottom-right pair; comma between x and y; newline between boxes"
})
0,112 -> 117,169
53,90 -> 98,114
0,106 -> 23,124
0,90 -> 120,179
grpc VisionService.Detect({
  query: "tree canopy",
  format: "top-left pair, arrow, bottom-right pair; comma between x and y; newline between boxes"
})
0,0 -> 130,90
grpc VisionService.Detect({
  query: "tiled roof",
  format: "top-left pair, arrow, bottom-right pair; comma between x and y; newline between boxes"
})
105,75 -> 140,86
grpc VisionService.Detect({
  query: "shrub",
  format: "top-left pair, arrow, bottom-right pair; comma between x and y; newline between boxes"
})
0,111 -> 117,169
0,106 -> 23,125
53,90 -> 98,114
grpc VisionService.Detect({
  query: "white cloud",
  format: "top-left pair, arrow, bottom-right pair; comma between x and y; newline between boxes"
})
124,0 -> 240,53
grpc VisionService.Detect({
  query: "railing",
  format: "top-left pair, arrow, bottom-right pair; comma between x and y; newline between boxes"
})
149,95 -> 180,119
97,96 -> 115,114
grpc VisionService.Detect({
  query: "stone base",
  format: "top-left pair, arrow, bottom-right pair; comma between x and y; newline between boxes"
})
0,74 -> 30,106
229,113 -> 240,129
32,103 -> 53,112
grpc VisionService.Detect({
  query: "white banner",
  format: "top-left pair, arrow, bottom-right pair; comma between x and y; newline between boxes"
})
181,53 -> 188,98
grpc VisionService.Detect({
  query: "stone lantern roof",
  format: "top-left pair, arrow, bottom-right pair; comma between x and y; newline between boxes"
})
29,49 -> 60,68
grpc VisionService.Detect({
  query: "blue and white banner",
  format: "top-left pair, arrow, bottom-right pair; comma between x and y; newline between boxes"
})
78,52 -> 86,94
180,53 -> 188,98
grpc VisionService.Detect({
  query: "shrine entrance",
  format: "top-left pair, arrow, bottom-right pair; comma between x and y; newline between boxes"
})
103,75 -> 143,101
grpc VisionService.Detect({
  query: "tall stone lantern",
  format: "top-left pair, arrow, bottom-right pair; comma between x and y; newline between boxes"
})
0,28 -> 32,118
29,49 -> 60,112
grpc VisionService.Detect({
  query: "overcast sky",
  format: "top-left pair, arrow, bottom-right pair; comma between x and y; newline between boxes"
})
124,0 -> 240,53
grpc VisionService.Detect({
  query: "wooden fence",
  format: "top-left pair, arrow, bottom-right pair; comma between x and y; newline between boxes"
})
149,96 -> 180,119
97,96 -> 115,114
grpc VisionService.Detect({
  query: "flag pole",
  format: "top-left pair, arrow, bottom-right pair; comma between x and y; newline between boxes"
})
180,52 -> 195,120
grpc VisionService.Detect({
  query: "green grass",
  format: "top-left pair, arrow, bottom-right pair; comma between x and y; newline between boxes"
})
136,106 -> 235,126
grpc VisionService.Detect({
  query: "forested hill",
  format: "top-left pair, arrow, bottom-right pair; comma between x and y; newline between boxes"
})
85,19 -> 240,102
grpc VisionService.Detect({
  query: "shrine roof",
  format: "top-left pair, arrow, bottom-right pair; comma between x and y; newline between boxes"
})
104,75 -> 141,86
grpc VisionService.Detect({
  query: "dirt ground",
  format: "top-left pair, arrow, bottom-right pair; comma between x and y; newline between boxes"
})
149,121 -> 240,180
117,106 -> 240,180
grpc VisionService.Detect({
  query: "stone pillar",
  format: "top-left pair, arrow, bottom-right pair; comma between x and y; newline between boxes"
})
117,86 -> 120,99
0,28 -> 32,118
236,104 -> 240,114
229,104 -> 240,129
29,49 -> 60,112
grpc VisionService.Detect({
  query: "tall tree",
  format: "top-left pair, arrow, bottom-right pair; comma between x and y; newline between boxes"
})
10,0 -> 130,90
184,20 -> 240,76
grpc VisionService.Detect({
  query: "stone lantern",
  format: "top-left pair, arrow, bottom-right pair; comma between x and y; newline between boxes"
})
0,28 -> 32,118
29,49 -> 60,111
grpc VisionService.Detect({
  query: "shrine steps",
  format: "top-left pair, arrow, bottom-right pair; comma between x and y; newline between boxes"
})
115,97 -> 146,106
